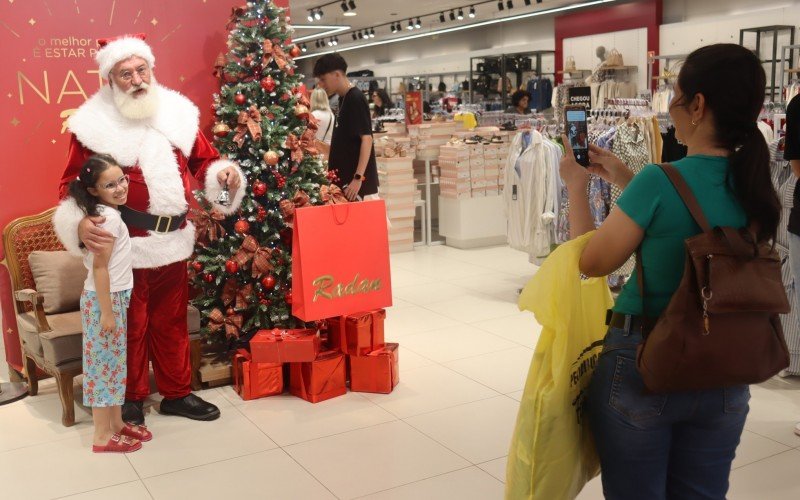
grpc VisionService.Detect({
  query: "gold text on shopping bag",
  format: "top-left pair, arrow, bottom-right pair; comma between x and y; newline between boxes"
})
312,274 -> 382,302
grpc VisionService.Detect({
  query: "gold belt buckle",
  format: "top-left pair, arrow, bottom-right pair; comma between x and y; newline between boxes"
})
155,215 -> 173,233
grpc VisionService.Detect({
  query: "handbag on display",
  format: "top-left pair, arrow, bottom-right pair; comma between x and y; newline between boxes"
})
564,56 -> 577,73
636,164 -> 790,393
605,49 -> 624,67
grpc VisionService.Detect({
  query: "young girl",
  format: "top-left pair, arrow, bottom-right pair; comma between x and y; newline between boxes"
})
69,154 -> 152,453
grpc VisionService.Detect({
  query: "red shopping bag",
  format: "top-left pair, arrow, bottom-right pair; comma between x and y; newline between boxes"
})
292,200 -> 392,322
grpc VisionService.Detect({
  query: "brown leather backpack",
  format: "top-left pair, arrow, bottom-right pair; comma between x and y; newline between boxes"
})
635,164 -> 790,393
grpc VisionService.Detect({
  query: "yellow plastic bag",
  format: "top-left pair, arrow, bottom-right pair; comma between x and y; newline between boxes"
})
506,232 -> 613,500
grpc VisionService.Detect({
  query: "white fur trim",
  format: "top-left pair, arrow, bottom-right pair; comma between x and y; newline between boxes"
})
204,160 -> 246,216
96,37 -> 155,79
52,197 -> 87,257
130,223 -> 195,269
68,85 -> 199,159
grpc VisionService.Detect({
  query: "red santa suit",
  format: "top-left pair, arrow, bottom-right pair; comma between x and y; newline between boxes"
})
54,84 -> 244,402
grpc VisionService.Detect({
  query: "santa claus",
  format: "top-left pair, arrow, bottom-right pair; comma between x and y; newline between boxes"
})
54,35 -> 245,424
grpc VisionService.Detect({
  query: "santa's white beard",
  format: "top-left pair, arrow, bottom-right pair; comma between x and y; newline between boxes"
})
112,78 -> 160,120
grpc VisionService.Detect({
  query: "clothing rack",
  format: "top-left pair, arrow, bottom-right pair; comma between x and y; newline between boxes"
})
603,97 -> 650,108
590,108 -> 631,119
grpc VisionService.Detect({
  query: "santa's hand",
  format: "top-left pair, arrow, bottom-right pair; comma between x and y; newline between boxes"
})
79,216 -> 113,254
217,166 -> 241,191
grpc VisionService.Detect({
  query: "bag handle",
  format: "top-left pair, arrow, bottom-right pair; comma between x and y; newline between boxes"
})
331,203 -> 351,225
657,164 -> 712,233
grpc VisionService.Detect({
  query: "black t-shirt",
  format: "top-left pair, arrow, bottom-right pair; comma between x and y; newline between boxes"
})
330,87 -> 379,196
785,95 -> 800,235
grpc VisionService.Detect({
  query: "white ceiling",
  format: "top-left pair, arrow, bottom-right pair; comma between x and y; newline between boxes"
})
289,0 -> 586,46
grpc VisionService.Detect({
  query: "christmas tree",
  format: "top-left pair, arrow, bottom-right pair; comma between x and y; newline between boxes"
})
190,0 -> 337,345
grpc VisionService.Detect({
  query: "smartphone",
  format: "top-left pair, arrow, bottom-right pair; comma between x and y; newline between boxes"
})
564,105 -> 590,167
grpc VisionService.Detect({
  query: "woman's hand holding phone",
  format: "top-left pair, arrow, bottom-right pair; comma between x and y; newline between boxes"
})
586,145 -> 635,189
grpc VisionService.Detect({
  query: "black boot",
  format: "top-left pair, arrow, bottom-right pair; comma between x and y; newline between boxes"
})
160,393 -> 221,421
122,400 -> 145,425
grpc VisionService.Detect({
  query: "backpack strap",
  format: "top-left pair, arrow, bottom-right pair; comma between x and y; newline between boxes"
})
657,163 -> 712,233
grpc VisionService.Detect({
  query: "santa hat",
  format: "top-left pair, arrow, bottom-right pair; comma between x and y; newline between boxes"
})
95,33 -> 155,78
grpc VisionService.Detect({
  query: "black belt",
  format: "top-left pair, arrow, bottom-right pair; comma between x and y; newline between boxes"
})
606,311 -> 650,336
120,205 -> 186,233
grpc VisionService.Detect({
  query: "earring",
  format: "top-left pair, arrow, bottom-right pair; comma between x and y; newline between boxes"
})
691,119 -> 697,126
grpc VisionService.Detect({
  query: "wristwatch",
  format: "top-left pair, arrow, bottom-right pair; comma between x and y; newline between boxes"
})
353,173 -> 365,181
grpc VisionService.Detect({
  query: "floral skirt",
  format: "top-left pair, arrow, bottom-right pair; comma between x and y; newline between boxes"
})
80,289 -> 132,407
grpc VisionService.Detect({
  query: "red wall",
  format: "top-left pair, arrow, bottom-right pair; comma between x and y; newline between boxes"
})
554,0 -> 662,84
0,0 -> 289,372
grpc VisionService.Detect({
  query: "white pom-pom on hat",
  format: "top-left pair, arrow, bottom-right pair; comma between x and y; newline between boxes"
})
96,33 -> 156,78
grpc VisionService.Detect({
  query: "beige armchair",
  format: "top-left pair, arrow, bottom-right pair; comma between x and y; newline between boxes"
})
3,208 -> 201,426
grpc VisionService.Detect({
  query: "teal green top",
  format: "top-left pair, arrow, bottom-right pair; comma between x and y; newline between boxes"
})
613,155 -> 747,317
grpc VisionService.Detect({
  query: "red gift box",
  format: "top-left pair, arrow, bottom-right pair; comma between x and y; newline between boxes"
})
289,350 -> 347,403
349,343 -> 399,394
328,310 -> 386,355
250,328 -> 321,363
232,349 -> 283,401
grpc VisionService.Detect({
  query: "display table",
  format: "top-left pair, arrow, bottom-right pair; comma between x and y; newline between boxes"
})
438,195 -> 507,249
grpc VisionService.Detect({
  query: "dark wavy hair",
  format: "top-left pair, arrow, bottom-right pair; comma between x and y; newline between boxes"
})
68,154 -> 118,216
372,88 -> 392,116
676,44 -> 780,243
511,90 -> 531,108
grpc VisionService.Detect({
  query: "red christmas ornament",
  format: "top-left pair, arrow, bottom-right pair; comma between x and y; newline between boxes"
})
234,219 -> 250,234
192,261 -> 204,272
263,150 -> 280,166
260,76 -> 276,92
284,291 -> 293,304
290,45 -> 301,58
226,307 -> 235,316
261,274 -> 277,290
225,260 -> 239,274
203,273 -> 215,283
286,67 -> 295,76
280,93 -> 291,102
252,180 -> 267,196
234,93 -> 247,105
267,112 -> 275,120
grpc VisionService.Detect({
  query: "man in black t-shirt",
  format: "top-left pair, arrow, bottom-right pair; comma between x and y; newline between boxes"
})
785,94 -> 800,437
313,54 -> 378,200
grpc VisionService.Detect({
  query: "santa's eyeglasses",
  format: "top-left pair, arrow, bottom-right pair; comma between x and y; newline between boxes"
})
115,66 -> 150,83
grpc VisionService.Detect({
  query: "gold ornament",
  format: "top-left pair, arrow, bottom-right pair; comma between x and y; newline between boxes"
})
212,122 -> 231,138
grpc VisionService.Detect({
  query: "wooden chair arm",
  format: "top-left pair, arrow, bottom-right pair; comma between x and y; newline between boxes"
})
14,288 -> 52,333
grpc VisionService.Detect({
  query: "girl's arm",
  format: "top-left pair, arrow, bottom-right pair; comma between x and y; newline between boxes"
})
93,240 -> 116,332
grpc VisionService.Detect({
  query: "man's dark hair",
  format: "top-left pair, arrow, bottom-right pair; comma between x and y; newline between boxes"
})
313,53 -> 348,77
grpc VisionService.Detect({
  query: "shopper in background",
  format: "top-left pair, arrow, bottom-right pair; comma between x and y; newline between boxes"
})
68,154 -> 152,453
560,43 -> 780,499
507,90 -> 532,115
784,92 -> 800,438
311,87 -> 335,146
371,88 -> 393,117
313,53 -> 379,201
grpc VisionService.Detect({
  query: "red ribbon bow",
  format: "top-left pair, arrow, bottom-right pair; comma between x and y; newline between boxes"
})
233,105 -> 262,148
320,184 -> 349,205
208,308 -> 243,339
278,190 -> 310,228
192,209 -> 226,247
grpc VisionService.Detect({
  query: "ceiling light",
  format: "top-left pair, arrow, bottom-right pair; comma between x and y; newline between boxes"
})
449,10 -> 456,21
414,17 -> 421,29
357,31 -> 363,39
351,32 -> 357,40
407,19 -> 414,30
439,12 -> 445,23
296,0 -> 621,61
349,1 -> 356,9
307,10 -> 314,22
457,8 -> 464,20
469,6 -> 476,18
301,44 -> 307,52
370,28 -> 376,38
497,1 -> 504,11
507,0 -> 514,8
343,0 -> 357,17
315,9 -> 323,20
524,0 -> 532,5
340,1 -> 348,12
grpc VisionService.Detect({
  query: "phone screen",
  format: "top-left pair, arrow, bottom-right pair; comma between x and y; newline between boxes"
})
565,108 -> 589,167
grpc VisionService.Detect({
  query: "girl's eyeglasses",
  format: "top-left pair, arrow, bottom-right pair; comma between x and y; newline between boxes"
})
99,174 -> 130,192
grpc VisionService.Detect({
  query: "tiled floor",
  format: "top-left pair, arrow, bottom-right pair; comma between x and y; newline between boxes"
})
1,244 -> 799,499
